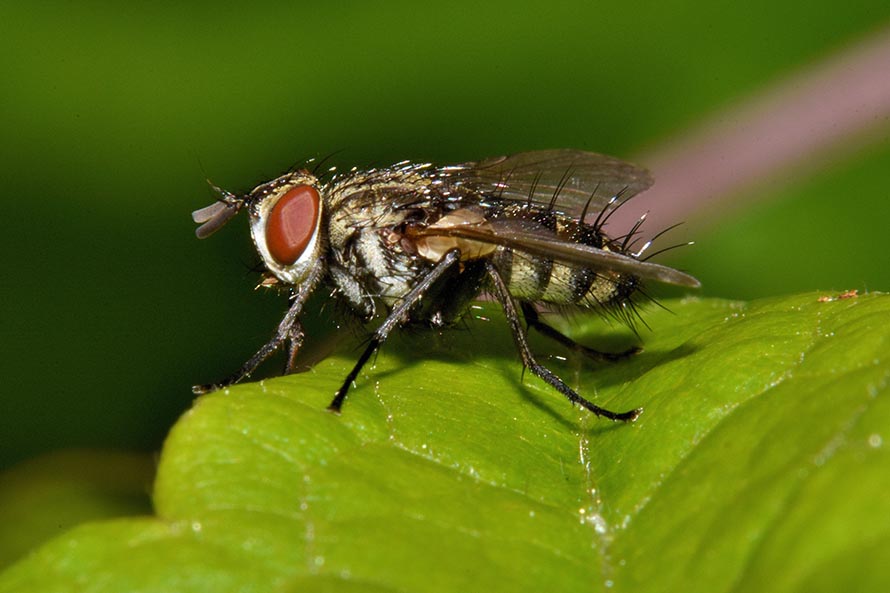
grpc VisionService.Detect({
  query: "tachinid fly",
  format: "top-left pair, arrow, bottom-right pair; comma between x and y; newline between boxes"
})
192,149 -> 700,422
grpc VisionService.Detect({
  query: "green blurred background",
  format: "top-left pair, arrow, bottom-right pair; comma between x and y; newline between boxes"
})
2,1 -> 889,471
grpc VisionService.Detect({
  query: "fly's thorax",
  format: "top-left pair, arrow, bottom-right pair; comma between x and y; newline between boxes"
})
325,171 -> 435,255
323,174 -> 440,315
246,171 -> 327,285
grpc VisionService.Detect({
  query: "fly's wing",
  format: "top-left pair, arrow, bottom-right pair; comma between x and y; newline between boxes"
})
419,217 -> 700,288
441,149 -> 653,219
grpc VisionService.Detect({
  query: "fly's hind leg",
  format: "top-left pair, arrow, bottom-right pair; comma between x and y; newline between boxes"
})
520,302 -> 641,362
487,263 -> 640,422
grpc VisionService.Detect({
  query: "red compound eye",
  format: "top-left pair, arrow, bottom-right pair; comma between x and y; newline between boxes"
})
265,185 -> 320,265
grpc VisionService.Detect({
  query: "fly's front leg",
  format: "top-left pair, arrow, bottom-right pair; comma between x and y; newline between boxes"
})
520,303 -> 641,362
192,264 -> 324,395
487,263 -> 640,422
284,321 -> 305,374
327,249 -> 463,413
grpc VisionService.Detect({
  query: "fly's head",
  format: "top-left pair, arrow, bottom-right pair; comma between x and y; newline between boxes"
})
192,171 -> 326,286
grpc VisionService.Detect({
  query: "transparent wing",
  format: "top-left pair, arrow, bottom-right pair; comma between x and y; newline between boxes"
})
414,217 -> 700,288
442,149 -> 653,219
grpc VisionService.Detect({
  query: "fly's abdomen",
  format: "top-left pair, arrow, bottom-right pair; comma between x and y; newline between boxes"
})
494,248 -> 626,308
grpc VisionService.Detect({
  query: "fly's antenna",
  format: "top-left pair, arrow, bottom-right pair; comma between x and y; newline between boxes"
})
192,181 -> 244,239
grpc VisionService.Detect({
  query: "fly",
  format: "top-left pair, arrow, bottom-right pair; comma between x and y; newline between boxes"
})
191,149 -> 700,422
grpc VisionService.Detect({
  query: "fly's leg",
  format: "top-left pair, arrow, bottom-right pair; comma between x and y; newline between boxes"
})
520,303 -> 641,362
284,321 -> 305,374
192,306 -> 301,395
487,263 -> 640,422
192,264 -> 324,395
328,249 -> 462,413
327,338 -> 379,413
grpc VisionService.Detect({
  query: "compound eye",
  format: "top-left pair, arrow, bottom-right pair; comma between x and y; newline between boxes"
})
265,185 -> 321,266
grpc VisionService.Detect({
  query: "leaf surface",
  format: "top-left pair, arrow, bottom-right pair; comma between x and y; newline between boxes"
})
2,293 -> 888,593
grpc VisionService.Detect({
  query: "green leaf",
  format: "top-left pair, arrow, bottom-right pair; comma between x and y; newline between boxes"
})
2,293 -> 888,592
0,451 -> 153,569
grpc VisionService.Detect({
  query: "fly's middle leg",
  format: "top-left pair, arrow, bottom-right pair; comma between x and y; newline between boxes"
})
487,262 -> 640,422
327,249 -> 463,413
